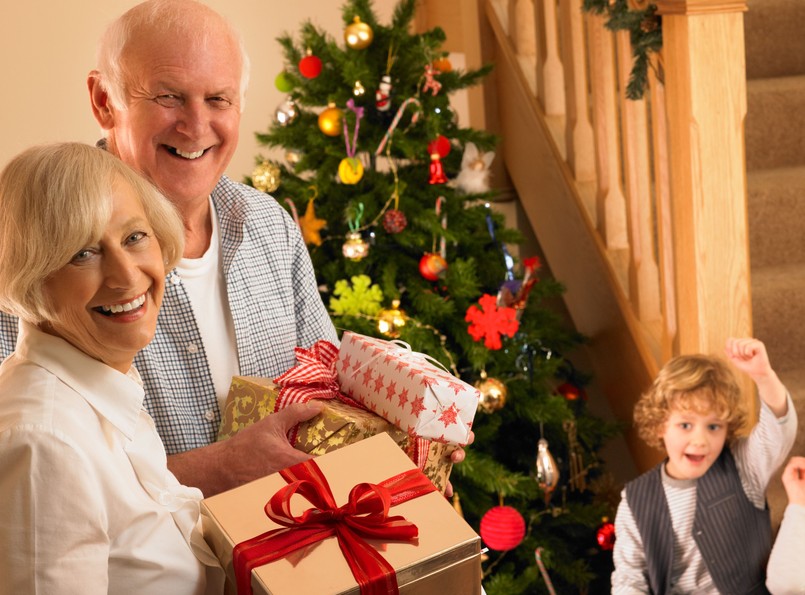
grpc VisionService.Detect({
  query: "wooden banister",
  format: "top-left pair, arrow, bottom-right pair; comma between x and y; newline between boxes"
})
655,0 -> 752,356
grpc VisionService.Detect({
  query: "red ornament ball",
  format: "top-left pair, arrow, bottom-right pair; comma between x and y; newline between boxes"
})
299,54 -> 322,79
382,209 -> 407,234
596,518 -> 616,551
427,135 -> 451,159
557,382 -> 580,401
419,253 -> 447,281
480,505 -> 526,551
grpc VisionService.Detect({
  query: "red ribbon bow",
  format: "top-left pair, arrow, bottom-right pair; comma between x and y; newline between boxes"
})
273,340 -> 366,443
232,458 -> 437,595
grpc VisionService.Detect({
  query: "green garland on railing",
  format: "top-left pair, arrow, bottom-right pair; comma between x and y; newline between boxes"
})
582,0 -> 662,100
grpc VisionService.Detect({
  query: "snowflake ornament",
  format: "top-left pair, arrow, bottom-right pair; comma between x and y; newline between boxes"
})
465,293 -> 520,350
329,275 -> 384,317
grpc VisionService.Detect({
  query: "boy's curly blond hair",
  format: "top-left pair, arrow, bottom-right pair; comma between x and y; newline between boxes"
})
634,354 -> 748,450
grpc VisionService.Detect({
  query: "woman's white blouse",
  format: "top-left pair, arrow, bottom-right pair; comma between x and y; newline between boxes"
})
0,321 -> 220,594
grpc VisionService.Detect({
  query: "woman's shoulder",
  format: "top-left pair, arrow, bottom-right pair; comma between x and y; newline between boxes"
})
0,358 -> 103,444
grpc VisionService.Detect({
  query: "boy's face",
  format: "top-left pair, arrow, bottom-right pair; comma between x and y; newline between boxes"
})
660,407 -> 728,480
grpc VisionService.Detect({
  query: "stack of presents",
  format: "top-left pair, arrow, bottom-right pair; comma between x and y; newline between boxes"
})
201,331 -> 484,594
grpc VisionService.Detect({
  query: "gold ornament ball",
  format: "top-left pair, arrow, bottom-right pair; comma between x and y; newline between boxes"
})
342,230 -> 369,261
252,161 -> 280,193
377,299 -> 407,338
338,157 -> 364,185
344,16 -> 374,50
476,375 -> 507,413
318,104 -> 343,137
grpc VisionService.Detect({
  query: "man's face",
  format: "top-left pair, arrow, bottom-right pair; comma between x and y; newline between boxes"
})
106,29 -> 242,209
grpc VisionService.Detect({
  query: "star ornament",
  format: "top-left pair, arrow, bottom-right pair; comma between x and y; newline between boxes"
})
465,293 -> 520,350
299,199 -> 327,246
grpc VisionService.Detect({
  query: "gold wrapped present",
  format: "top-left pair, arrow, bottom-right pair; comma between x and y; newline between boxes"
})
217,376 -> 455,493
201,433 -> 482,595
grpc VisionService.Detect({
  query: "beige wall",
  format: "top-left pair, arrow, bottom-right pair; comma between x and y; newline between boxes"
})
0,0 -> 396,179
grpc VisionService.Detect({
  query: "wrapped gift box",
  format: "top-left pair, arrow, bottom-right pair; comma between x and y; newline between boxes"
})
201,433 -> 482,595
336,332 -> 478,445
218,376 -> 455,493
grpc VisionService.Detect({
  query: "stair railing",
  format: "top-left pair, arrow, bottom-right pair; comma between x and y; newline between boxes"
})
481,0 -> 752,469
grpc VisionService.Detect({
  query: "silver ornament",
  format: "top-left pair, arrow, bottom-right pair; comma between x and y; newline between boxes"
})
274,97 -> 298,126
536,438 -> 560,498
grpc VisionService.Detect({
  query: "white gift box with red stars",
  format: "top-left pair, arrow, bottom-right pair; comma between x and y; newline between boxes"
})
336,331 -> 478,444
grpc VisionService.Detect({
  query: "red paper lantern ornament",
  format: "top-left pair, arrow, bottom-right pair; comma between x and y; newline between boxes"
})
427,135 -> 451,158
419,253 -> 447,281
596,517 -> 616,551
480,505 -> 526,551
299,51 -> 322,79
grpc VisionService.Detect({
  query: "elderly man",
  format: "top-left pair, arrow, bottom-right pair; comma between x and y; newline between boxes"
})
0,0 -> 467,497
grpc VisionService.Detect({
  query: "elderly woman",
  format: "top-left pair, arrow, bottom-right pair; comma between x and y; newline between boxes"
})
0,143 -> 220,594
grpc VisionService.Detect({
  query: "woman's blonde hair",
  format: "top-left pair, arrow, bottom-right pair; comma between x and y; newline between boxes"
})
0,142 -> 184,323
634,353 -> 747,449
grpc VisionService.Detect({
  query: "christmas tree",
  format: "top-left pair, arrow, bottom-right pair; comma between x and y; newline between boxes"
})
248,0 -> 620,591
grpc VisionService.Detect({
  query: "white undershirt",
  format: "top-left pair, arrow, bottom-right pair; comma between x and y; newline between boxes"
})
176,198 -> 240,411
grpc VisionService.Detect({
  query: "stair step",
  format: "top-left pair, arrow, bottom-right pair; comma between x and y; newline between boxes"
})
751,263 -> 805,373
748,166 -> 805,268
746,75 -> 805,171
746,0 -> 805,80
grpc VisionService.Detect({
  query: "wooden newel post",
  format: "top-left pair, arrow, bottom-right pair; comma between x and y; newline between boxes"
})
654,0 -> 752,358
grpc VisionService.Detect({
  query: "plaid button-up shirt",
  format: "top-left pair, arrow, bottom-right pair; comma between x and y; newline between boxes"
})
0,175 -> 337,455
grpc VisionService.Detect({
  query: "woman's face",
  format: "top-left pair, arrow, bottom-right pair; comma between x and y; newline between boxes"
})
40,178 -> 166,373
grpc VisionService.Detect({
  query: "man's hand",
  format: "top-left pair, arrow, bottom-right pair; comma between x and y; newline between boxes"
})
167,401 -> 325,497
444,430 -> 474,498
782,456 -> 805,507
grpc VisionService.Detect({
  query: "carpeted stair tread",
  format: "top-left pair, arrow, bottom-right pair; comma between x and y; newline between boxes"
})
751,264 -> 805,375
748,166 -> 805,269
746,76 -> 805,171
745,0 -> 805,80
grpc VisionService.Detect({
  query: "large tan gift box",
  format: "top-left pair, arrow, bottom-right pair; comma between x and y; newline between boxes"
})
201,433 -> 482,595
217,376 -> 455,493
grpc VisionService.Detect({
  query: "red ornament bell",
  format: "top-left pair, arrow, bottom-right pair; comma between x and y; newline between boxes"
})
480,505 -> 526,551
419,253 -> 447,281
429,153 -> 448,185
596,518 -> 616,551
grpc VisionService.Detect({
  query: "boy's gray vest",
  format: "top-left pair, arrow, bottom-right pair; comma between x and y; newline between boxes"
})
625,449 -> 771,595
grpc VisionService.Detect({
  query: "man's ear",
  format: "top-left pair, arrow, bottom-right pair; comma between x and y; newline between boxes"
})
88,70 -> 115,130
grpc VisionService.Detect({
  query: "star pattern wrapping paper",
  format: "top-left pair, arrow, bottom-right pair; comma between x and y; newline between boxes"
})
336,331 -> 478,445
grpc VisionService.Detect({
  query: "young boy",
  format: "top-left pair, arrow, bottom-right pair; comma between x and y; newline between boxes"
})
611,338 -> 796,594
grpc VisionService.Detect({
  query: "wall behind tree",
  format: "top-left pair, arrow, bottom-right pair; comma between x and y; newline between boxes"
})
0,0 -> 396,178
